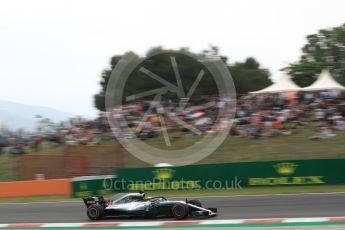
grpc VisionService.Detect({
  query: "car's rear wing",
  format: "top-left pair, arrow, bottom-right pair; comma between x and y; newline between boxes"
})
82,196 -> 106,207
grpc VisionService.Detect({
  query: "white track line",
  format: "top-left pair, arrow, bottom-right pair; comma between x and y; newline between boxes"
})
1,217 -> 345,228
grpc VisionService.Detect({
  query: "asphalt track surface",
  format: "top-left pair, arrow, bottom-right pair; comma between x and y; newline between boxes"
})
1,193 -> 345,224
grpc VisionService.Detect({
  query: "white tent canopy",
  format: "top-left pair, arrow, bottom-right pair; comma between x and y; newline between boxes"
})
302,70 -> 345,91
250,74 -> 301,94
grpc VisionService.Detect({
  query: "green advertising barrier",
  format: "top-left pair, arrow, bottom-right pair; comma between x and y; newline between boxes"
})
115,159 -> 345,191
71,175 -> 117,198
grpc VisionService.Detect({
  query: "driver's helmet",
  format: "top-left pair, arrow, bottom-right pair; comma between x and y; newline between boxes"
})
133,192 -> 145,200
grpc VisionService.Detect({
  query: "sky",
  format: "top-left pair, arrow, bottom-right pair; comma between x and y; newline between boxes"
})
0,0 -> 345,117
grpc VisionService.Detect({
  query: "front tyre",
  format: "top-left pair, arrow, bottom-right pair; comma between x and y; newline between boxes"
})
171,203 -> 188,220
187,199 -> 202,215
87,204 -> 104,220
188,199 -> 202,207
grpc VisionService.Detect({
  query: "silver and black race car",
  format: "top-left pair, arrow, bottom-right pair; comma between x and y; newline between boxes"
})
83,191 -> 217,220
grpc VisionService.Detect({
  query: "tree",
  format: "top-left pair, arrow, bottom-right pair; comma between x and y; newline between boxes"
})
285,23 -> 345,87
94,54 -> 132,111
94,47 -> 271,111
229,57 -> 272,95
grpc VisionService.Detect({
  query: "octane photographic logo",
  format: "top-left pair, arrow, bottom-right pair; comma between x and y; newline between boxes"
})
105,50 -> 236,166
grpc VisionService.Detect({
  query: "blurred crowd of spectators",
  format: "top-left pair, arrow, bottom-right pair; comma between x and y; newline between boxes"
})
110,95 -> 232,141
232,92 -> 345,140
0,117 -> 109,156
111,91 -> 345,142
1,91 -> 345,156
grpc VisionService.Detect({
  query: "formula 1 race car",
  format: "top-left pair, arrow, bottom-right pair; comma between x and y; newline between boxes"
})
83,191 -> 217,220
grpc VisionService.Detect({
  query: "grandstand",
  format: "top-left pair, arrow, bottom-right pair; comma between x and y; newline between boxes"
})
1,69 -> 345,181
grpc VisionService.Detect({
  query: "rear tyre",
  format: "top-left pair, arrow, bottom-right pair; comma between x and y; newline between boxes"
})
87,204 -> 104,220
171,203 -> 188,220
